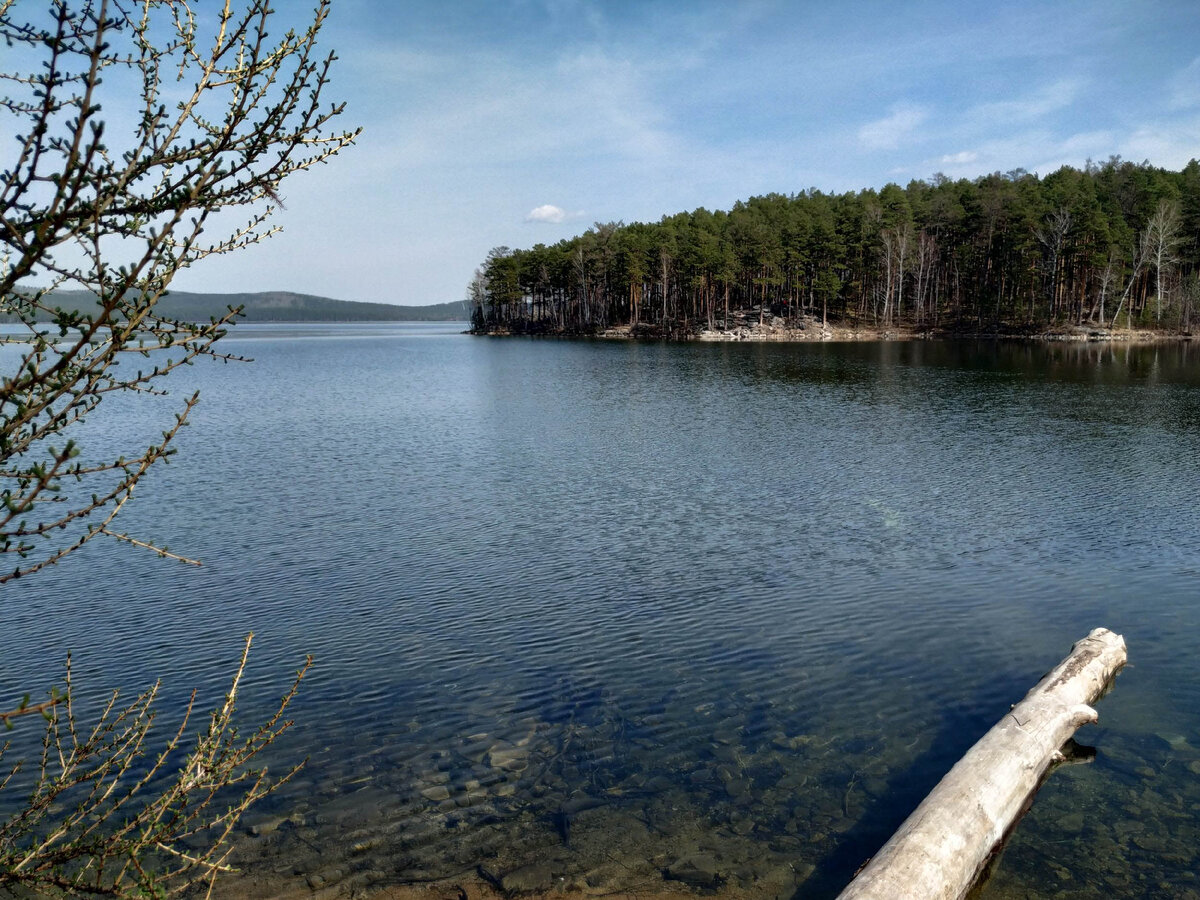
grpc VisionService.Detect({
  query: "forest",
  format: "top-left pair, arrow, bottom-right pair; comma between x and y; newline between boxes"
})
468,158 -> 1200,337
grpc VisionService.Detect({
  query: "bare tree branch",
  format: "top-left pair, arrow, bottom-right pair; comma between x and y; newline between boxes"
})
0,0 -> 360,580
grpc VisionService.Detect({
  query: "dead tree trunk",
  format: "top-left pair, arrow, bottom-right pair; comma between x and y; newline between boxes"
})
837,627 -> 1126,900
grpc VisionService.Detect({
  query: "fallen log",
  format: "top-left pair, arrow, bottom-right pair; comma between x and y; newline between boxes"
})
836,627 -> 1126,900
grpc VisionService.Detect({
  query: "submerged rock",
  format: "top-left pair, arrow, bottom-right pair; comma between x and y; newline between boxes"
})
772,733 -> 811,751
729,817 -> 755,836
1158,733 -> 1198,754
724,777 -> 752,800
664,854 -> 723,889
487,744 -> 530,773
500,862 -> 555,893
1056,811 -> 1086,833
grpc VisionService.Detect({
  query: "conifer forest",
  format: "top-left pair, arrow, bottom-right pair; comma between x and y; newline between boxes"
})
469,158 -> 1200,336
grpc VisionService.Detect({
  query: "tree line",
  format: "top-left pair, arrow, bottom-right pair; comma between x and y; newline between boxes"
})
469,158 -> 1200,336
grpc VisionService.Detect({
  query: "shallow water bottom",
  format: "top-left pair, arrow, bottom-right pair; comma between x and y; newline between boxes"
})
221,680 -> 1200,900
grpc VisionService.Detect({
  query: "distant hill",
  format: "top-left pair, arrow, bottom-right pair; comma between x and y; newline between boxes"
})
6,290 -> 468,323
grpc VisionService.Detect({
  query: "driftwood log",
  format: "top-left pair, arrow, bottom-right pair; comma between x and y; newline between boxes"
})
836,627 -> 1126,900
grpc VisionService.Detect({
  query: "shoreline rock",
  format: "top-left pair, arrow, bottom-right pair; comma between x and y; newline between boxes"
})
472,320 -> 1191,345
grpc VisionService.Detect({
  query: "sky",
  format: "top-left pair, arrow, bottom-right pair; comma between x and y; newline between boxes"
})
169,0 -> 1200,305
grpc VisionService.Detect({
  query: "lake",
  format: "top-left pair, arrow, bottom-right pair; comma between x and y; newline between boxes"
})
3,324 -> 1200,899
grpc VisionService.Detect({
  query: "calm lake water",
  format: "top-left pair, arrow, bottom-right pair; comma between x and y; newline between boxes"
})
3,324 -> 1200,899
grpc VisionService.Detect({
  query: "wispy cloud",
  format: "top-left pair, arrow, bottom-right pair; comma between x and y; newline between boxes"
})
354,44 -> 679,173
179,0 -> 1200,304
529,0 -> 606,35
1168,57 -> 1200,110
918,129 -> 1116,180
858,103 -> 929,150
969,79 -> 1083,125
1119,115 -> 1200,169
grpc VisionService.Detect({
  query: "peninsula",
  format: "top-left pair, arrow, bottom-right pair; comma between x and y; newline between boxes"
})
469,158 -> 1199,340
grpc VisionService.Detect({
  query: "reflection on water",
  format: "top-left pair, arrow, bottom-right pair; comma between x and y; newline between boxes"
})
3,327 -> 1200,899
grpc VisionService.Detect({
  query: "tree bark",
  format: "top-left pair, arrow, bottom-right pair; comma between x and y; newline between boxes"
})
837,627 -> 1126,900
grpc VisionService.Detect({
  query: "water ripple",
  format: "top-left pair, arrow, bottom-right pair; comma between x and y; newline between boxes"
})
4,331 -> 1200,898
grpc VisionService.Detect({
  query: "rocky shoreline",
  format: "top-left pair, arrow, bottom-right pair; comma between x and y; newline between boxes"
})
475,315 -> 1190,345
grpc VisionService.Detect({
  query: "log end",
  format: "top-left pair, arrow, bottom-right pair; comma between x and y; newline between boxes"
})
1080,627 -> 1126,655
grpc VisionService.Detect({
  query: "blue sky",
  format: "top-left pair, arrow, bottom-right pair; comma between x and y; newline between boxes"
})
174,0 -> 1200,305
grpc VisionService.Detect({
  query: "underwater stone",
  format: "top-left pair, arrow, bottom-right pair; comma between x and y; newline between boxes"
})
730,817 -> 755,836
829,815 -> 856,835
455,789 -> 486,808
500,863 -> 555,893
643,775 -> 674,793
773,734 -> 811,751
776,771 -> 809,791
664,854 -> 723,889
725,777 -> 752,799
487,745 -> 530,773
350,837 -> 382,855
1133,833 -> 1170,853
1156,733 -> 1196,753
1056,812 -> 1085,833
712,744 -> 741,764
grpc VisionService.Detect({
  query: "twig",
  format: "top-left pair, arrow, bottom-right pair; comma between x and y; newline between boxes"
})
99,527 -> 202,566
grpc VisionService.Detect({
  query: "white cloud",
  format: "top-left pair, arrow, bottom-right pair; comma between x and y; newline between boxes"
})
940,150 -> 978,166
526,204 -> 568,223
858,103 -> 929,150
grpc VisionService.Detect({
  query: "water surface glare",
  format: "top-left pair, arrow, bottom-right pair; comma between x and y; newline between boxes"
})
3,324 -> 1200,899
